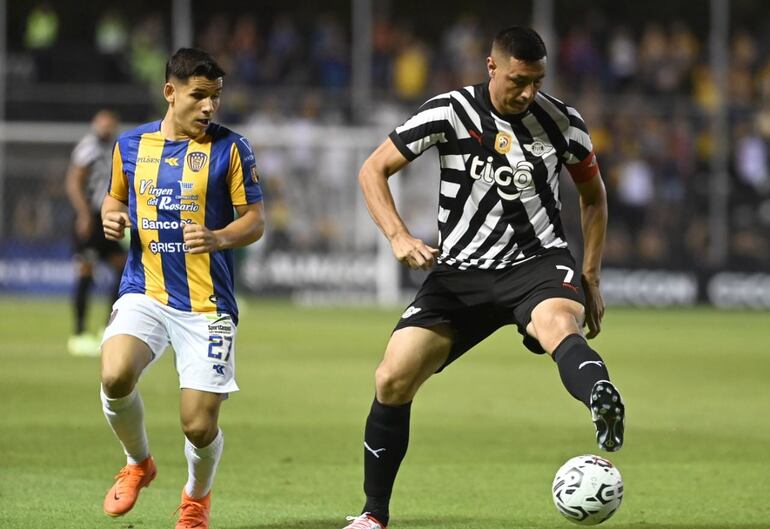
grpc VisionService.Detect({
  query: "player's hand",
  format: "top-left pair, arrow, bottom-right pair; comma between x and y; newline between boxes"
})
183,223 -> 221,254
390,232 -> 439,270
75,212 -> 93,240
102,211 -> 131,241
582,274 -> 605,339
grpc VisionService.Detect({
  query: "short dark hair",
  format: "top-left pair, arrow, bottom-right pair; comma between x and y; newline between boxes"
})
492,26 -> 547,62
165,48 -> 226,82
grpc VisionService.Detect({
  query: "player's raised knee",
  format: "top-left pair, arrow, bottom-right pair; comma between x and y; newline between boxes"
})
375,364 -> 415,405
181,418 -> 218,448
100,369 -> 138,398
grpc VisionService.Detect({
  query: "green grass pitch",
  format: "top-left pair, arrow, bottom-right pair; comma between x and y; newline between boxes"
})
1,297 -> 768,528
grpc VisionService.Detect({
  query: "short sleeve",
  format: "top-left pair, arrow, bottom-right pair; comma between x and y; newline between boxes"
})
563,106 -> 594,165
227,137 -> 263,206
71,137 -> 100,168
389,95 -> 453,161
107,142 -> 128,203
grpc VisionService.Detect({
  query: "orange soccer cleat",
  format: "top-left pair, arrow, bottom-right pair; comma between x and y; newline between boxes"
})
103,456 -> 157,517
175,489 -> 211,529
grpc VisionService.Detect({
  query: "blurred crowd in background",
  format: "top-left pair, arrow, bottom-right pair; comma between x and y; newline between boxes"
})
6,1 -> 770,271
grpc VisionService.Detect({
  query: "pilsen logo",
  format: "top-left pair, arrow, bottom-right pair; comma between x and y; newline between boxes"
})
186,152 -> 208,172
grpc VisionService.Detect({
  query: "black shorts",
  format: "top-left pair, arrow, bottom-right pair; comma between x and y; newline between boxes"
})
393,248 -> 585,370
73,212 -> 125,261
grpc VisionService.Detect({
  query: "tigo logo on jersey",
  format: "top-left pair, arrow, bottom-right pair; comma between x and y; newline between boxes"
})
187,151 -> 208,172
523,140 -> 554,157
495,132 -> 513,154
470,156 -> 534,201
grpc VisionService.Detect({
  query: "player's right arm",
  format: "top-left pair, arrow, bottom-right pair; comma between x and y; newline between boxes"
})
359,138 -> 439,270
65,162 -> 93,240
101,142 -> 131,241
101,195 -> 131,241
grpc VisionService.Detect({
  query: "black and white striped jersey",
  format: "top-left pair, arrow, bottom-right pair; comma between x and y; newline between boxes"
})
388,82 -> 595,270
71,132 -> 114,212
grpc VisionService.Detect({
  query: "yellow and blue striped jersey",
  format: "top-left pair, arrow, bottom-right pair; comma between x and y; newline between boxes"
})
108,120 -> 263,323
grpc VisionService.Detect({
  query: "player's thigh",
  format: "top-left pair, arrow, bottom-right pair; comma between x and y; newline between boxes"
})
376,324 -> 454,402
526,297 -> 585,354
101,294 -> 171,394
101,334 -> 153,381
503,249 -> 585,354
377,324 -> 454,384
166,310 -> 239,395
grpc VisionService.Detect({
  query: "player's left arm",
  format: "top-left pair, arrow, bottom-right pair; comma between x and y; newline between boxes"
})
184,135 -> 265,254
183,202 -> 264,254
65,163 -> 93,239
568,153 -> 607,339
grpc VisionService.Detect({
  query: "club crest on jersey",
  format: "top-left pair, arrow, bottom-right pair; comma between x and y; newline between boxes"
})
495,132 -> 513,154
523,140 -> 554,157
186,151 -> 208,172
470,156 -> 534,201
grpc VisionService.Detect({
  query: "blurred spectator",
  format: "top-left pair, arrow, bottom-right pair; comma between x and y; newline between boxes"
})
96,9 -> 130,82
264,14 -> 304,84
560,27 -> 602,91
311,14 -> 350,89
607,27 -> 637,92
615,151 -> 655,248
230,15 -> 261,85
199,13 -> 232,68
638,24 -> 680,94
24,2 -> 58,50
393,32 -> 430,101
371,16 -> 397,92
96,9 -> 129,55
734,121 -> 770,198
130,13 -> 168,108
24,2 -> 59,82
442,14 -> 484,87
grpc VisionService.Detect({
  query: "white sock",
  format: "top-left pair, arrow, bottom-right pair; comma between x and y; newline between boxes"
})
184,429 -> 224,499
100,385 -> 150,465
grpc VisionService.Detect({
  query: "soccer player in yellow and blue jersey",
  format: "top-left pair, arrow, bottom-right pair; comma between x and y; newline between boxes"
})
99,48 -> 264,529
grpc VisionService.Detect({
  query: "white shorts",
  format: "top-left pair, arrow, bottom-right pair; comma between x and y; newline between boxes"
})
102,293 -> 239,394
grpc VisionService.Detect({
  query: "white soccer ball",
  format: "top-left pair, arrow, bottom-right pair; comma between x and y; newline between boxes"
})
552,454 -> 623,525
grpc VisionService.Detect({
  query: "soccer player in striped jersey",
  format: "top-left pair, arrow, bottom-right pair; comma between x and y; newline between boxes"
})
343,27 -> 624,529
65,109 -> 125,357
99,48 -> 264,529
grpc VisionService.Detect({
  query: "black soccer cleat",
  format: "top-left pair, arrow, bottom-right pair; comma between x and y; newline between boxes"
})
591,380 -> 625,452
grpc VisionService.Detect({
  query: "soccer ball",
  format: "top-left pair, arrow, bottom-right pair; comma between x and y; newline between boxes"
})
552,454 -> 623,525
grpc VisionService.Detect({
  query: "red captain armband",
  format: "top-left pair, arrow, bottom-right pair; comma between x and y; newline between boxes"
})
566,150 -> 600,184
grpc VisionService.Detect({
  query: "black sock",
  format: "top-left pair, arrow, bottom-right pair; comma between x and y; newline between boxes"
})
362,398 -> 411,526
74,275 -> 92,334
553,334 -> 610,408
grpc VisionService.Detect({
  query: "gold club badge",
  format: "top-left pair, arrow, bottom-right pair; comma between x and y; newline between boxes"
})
495,132 -> 513,154
186,151 -> 208,172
